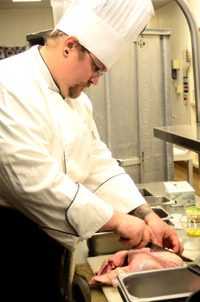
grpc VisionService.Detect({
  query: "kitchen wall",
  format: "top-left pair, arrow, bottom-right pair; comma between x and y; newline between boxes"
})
148,0 -> 200,168
0,1 -> 199,168
0,8 -> 53,47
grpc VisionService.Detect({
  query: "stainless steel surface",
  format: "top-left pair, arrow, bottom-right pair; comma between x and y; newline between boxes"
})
138,188 -> 153,197
87,29 -> 173,183
144,196 -> 170,204
188,264 -> 200,276
117,266 -> 200,302
154,124 -> 200,153
137,29 -> 173,183
87,231 -> 131,257
117,157 -> 141,168
143,195 -> 172,214
151,205 -> 170,220
137,182 -> 168,197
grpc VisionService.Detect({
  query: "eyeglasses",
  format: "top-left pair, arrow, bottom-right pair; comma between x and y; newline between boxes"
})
85,49 -> 104,77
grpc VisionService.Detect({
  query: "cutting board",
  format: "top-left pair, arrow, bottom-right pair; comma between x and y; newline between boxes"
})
87,255 -> 123,302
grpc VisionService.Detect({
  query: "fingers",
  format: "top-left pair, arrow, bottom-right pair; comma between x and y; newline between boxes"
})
172,244 -> 184,255
170,238 -> 184,255
113,212 -> 183,253
119,225 -> 152,249
119,237 -> 148,249
147,225 -> 162,248
146,218 -> 183,254
161,228 -> 184,255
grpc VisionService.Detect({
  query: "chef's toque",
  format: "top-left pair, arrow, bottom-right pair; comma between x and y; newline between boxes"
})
55,0 -> 154,69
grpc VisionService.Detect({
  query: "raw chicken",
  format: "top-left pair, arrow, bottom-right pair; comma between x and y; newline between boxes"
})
88,247 -> 183,287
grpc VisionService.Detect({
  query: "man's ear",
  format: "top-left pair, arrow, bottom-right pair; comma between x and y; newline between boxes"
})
64,36 -> 79,53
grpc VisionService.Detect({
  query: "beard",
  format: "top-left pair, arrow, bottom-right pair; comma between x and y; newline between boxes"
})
68,83 -> 90,98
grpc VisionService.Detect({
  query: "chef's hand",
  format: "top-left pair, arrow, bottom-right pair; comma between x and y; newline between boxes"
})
133,204 -> 184,255
100,210 -> 157,249
146,215 -> 184,254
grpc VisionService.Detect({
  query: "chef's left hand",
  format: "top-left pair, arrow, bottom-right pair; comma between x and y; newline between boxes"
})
132,204 -> 184,255
145,212 -> 184,255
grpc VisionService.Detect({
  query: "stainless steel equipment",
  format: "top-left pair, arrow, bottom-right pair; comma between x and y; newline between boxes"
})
86,29 -> 173,183
117,266 -> 200,302
151,205 -> 170,221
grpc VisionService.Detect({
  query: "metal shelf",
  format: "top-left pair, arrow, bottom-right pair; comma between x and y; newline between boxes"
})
154,124 -> 200,153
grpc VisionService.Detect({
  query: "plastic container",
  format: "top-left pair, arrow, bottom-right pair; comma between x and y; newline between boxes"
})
180,215 -> 200,251
180,215 -> 200,237
184,205 -> 200,219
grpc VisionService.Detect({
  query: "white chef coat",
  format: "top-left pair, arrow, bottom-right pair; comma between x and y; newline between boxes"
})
0,46 -> 146,251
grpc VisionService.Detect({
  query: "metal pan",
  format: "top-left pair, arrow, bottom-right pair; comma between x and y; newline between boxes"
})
117,266 -> 200,302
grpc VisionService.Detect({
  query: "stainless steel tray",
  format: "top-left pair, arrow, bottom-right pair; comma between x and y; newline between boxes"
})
144,196 -> 170,205
117,266 -> 200,302
87,231 -> 131,256
151,205 -> 170,221
144,196 -> 172,213
138,188 -> 153,197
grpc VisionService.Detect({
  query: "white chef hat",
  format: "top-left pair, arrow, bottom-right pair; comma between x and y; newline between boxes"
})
55,0 -> 154,69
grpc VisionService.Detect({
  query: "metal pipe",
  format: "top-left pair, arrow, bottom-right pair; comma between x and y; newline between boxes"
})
175,0 -> 200,187
175,0 -> 200,123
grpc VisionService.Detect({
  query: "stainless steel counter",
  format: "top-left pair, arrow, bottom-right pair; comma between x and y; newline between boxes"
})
75,181 -> 200,302
77,182 -> 200,264
154,124 -> 200,153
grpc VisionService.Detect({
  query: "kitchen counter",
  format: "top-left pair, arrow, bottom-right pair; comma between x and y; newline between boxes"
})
137,182 -> 200,262
154,124 -> 200,153
77,181 -> 200,264
76,181 -> 200,302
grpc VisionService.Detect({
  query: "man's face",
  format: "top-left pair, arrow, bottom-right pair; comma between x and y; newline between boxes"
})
68,83 -> 89,98
58,45 -> 106,98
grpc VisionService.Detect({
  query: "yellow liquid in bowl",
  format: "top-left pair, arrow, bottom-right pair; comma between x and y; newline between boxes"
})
187,228 -> 200,237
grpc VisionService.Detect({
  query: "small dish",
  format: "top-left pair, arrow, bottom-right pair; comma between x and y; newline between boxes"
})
184,205 -> 200,219
180,215 -> 200,237
180,215 -> 200,251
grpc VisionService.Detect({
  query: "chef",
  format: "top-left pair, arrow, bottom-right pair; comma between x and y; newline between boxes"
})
0,0 -> 183,301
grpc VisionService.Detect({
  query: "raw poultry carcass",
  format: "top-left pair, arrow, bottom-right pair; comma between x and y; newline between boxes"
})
88,247 -> 183,287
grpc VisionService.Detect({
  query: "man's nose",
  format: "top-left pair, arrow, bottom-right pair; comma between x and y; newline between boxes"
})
89,75 -> 100,86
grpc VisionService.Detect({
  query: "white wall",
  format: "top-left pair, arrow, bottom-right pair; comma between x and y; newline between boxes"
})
189,0 -> 200,27
0,8 -> 53,46
149,1 -> 192,126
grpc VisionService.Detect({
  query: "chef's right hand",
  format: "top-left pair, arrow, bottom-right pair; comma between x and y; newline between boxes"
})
101,210 -> 156,249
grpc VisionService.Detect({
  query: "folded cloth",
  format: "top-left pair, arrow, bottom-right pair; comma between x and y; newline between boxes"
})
75,263 -> 108,302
